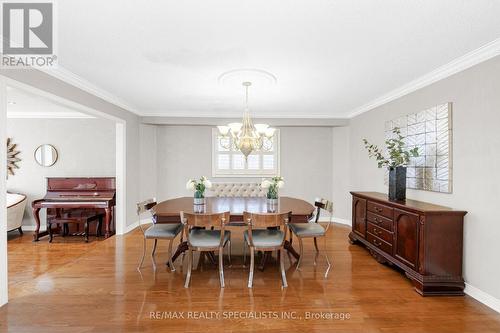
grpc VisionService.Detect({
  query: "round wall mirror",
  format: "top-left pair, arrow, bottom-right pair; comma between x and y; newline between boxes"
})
34,144 -> 58,167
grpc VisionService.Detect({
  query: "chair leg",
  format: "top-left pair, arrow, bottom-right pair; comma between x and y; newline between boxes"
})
323,236 -> 332,278
48,223 -> 53,243
168,238 -> 176,272
138,237 -> 146,269
219,247 -> 225,288
151,239 -> 158,270
243,240 -> 247,267
280,247 -> 288,288
184,248 -> 193,288
295,237 -> 304,271
248,247 -> 255,288
18,226 -> 23,235
314,237 -> 319,252
226,240 -> 232,267
84,222 -> 89,243
96,218 -> 102,237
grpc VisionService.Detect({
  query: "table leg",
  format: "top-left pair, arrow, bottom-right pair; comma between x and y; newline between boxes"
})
104,208 -> 111,238
284,240 -> 300,260
258,251 -> 272,271
168,241 -> 189,267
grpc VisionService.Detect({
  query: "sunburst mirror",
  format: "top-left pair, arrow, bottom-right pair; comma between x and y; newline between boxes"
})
7,138 -> 21,178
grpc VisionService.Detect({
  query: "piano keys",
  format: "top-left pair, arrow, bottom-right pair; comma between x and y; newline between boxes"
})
31,177 -> 116,241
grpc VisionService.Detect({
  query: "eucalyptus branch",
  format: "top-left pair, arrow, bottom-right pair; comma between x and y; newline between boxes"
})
363,127 -> 419,168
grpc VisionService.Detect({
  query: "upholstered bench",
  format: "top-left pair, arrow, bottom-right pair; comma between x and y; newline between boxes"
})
47,209 -> 104,243
210,182 -> 266,197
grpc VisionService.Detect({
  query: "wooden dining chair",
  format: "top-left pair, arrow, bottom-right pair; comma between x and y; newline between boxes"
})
181,211 -> 231,288
137,198 -> 183,271
289,198 -> 332,277
243,211 -> 291,288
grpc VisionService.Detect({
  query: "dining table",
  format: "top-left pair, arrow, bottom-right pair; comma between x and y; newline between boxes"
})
152,196 -> 316,265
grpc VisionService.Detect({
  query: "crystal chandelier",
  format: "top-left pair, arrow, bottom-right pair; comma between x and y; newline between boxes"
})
217,81 -> 276,159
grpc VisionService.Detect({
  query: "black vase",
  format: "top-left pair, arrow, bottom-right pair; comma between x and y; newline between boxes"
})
388,166 -> 407,201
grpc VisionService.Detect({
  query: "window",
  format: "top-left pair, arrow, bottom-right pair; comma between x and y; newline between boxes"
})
212,128 -> 280,177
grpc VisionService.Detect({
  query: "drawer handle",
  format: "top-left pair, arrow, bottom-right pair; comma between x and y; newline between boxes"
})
373,228 -> 381,236
375,207 -> 383,212
372,239 -> 382,247
374,217 -> 381,224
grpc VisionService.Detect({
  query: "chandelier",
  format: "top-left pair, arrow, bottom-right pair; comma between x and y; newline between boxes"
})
217,81 -> 276,159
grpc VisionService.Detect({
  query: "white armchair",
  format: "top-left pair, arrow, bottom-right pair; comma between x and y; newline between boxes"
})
7,192 -> 27,234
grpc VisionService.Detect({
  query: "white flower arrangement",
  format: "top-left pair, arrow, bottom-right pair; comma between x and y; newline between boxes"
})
260,176 -> 284,199
186,176 -> 212,198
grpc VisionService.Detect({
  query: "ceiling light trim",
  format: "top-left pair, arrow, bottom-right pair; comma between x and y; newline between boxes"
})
40,66 -> 140,115
348,38 -> 500,119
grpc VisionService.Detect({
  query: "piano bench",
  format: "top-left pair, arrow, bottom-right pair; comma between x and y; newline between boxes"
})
47,211 -> 105,243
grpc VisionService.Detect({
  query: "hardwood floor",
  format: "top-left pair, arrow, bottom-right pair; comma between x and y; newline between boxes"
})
2,224 -> 500,332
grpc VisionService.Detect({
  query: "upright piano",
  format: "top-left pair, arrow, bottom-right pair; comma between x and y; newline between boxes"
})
32,177 -> 116,241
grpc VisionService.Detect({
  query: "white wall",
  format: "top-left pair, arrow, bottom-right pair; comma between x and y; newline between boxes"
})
155,125 -> 333,204
1,77 -> 8,306
6,118 -> 116,228
337,55 -> 500,301
139,124 -> 158,201
332,126 -> 351,221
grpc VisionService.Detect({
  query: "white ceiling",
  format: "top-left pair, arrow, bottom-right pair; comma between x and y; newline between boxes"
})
55,0 -> 500,118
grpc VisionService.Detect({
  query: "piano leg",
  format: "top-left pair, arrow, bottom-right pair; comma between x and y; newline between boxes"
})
32,207 -> 48,242
104,207 -> 112,238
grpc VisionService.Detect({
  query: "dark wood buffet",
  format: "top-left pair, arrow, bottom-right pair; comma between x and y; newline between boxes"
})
349,192 -> 467,296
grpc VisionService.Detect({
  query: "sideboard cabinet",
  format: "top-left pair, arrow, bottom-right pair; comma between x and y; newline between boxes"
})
349,192 -> 467,296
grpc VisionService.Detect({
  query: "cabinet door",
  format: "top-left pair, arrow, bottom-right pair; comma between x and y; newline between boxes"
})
394,209 -> 419,269
352,197 -> 367,238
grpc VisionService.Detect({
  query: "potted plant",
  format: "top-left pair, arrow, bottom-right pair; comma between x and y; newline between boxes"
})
186,176 -> 212,205
261,176 -> 285,206
363,127 -> 419,201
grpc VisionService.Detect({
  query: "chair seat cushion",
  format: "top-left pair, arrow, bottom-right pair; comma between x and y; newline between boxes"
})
289,223 -> 326,237
189,229 -> 230,248
244,229 -> 285,248
145,223 -> 183,239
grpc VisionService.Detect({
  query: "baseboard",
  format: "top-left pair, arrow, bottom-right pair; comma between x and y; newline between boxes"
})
19,225 -> 39,231
22,222 -> 143,235
124,219 -> 152,234
124,221 -> 140,234
318,217 -> 351,226
465,283 -> 500,314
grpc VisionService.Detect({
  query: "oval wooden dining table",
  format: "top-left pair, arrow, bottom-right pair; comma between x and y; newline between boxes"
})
153,196 -> 315,265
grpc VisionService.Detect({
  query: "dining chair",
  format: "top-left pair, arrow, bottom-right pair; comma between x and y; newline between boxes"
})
243,211 -> 292,288
137,198 -> 183,271
289,198 -> 332,277
181,211 -> 231,288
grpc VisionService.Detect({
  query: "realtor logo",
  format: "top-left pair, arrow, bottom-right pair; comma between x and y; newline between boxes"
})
1,1 -> 57,67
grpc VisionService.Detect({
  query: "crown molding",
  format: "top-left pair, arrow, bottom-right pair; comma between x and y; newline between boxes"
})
141,116 -> 349,127
140,111 -> 350,119
7,111 -> 94,119
40,66 -> 140,115
348,38 -> 500,119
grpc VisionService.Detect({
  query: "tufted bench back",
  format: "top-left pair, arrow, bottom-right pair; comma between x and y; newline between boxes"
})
210,182 -> 267,198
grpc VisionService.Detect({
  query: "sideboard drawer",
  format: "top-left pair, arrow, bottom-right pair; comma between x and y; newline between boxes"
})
367,232 -> 393,255
366,211 -> 393,231
367,222 -> 393,244
367,201 -> 394,219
